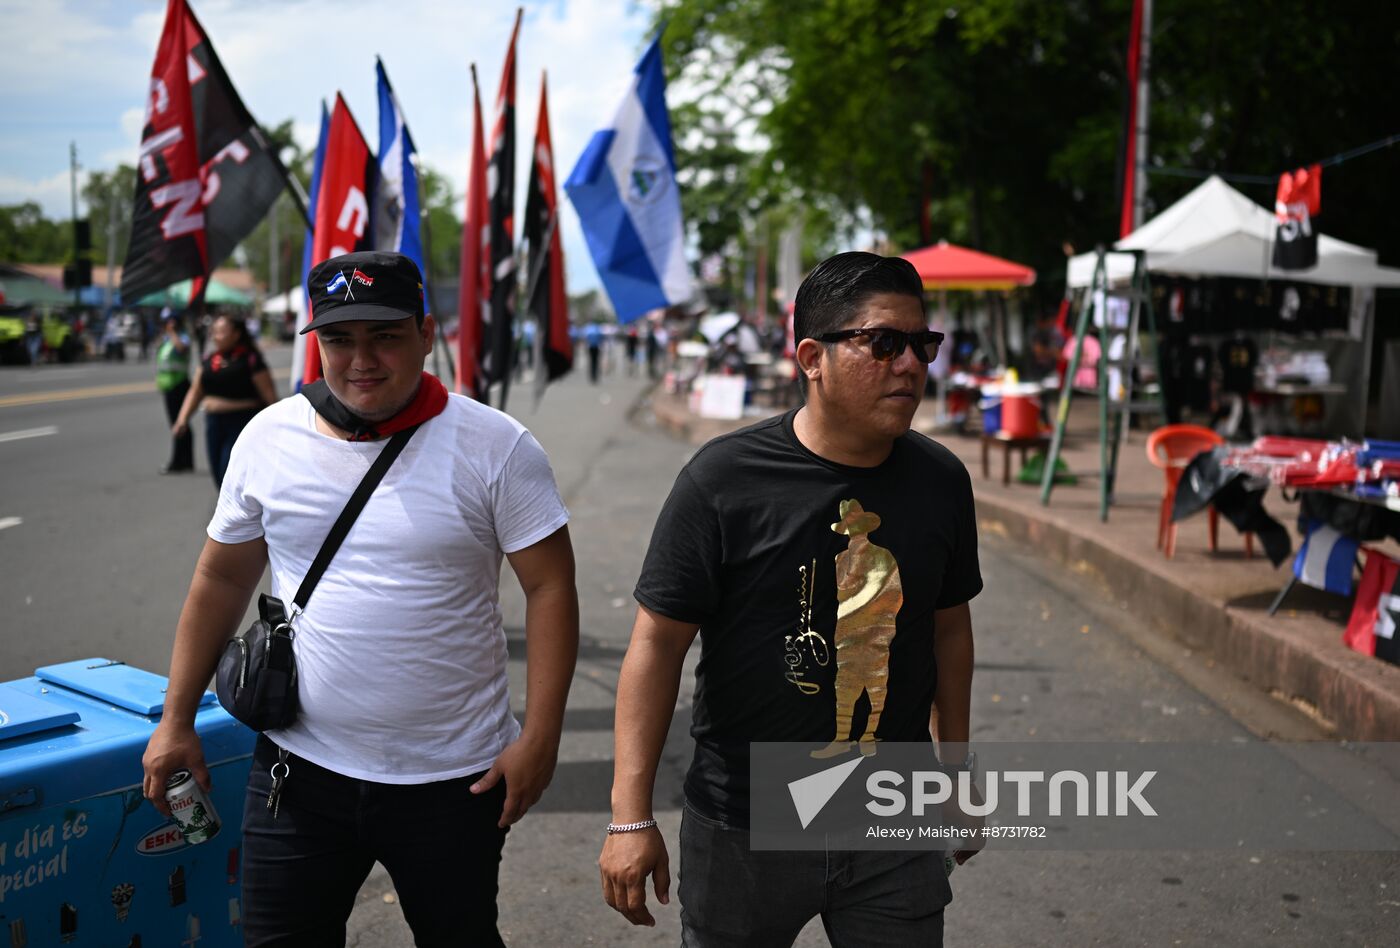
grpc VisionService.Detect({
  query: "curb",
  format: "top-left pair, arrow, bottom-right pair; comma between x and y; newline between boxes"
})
973,491 -> 1400,742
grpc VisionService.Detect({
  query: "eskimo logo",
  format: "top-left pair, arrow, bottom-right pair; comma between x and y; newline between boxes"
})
135,821 -> 189,856
788,757 -> 866,829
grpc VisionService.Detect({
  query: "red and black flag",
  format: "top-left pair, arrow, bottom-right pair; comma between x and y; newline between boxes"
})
524,73 -> 572,402
121,0 -> 295,303
484,8 -> 522,408
1344,550 -> 1400,666
1116,0 -> 1146,239
300,93 -> 376,386
1272,164 -> 1321,271
457,66 -> 490,401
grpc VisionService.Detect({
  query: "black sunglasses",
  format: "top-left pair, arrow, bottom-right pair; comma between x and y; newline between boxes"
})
815,328 -> 945,363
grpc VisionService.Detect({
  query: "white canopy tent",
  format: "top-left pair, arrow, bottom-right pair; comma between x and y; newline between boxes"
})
1065,176 -> 1400,436
1067,175 -> 1400,288
260,288 -> 307,318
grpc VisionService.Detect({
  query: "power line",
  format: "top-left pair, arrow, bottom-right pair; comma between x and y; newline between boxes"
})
1144,130 -> 1400,186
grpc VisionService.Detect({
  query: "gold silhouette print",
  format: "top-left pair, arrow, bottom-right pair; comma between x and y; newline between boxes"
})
811,499 -> 903,759
784,559 -> 830,694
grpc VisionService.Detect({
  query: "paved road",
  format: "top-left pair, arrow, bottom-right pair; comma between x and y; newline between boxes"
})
2,350 -> 1397,946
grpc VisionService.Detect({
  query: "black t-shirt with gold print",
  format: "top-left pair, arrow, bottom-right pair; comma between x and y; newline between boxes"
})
634,409 -> 983,826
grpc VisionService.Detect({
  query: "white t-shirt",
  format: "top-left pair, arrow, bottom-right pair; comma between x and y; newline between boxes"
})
208,392 -> 569,783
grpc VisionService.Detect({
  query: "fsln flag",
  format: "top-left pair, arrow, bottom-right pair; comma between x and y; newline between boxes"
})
524,72 -> 572,403
457,65 -> 490,401
485,8 -> 522,408
565,35 -> 694,324
1293,520 -> 1358,596
121,0 -> 294,302
1344,550 -> 1400,664
291,100 -> 330,392
302,93 -> 376,386
373,59 -> 426,282
1273,164 -> 1321,271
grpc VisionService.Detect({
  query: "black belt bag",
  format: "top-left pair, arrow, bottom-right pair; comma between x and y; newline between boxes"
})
215,423 -> 421,731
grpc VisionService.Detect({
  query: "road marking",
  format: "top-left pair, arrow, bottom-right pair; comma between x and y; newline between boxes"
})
0,425 -> 58,444
0,517 -> 21,531
0,367 -> 291,410
0,381 -> 153,409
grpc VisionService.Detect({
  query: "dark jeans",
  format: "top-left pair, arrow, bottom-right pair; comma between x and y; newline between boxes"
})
205,408 -> 259,488
588,345 -> 601,384
161,380 -> 194,470
678,804 -> 948,948
242,735 -> 509,947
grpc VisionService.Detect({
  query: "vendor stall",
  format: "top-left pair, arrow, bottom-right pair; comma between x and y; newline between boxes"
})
1066,176 -> 1400,437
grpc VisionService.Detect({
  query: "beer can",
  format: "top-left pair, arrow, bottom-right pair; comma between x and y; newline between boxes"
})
165,770 -> 220,845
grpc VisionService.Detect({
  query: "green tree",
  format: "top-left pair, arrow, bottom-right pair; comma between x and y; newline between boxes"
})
657,0 -> 1400,297
0,202 -> 70,263
82,164 -> 137,269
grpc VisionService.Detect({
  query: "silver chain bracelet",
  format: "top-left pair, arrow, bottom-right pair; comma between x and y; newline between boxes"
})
607,819 -> 658,834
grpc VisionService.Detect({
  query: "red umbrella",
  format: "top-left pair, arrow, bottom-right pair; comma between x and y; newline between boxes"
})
901,240 -> 1036,290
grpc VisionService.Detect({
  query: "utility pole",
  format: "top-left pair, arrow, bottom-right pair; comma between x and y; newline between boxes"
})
103,176 -> 120,315
1132,0 -> 1153,230
69,142 -> 81,308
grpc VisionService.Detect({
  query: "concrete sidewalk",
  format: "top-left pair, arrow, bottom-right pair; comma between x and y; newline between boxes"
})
650,388 -> 1400,743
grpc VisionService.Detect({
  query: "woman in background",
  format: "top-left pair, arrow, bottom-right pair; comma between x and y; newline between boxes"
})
172,314 -> 276,488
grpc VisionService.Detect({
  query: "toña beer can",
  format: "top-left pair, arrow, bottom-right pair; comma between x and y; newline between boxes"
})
165,770 -> 221,845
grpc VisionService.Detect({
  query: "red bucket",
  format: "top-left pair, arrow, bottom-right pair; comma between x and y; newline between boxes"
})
999,384 -> 1041,438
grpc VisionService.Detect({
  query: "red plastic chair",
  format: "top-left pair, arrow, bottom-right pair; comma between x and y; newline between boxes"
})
1145,424 -> 1255,560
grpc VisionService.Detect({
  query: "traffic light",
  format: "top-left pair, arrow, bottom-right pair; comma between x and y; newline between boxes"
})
63,260 -> 92,290
65,218 -> 93,289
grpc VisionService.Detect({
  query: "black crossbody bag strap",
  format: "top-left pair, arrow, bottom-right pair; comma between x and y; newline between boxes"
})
291,423 -> 422,612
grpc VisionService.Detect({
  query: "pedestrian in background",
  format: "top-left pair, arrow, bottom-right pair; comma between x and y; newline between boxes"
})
586,321 -> 603,384
602,252 -> 981,944
156,314 -> 195,474
172,313 -> 276,488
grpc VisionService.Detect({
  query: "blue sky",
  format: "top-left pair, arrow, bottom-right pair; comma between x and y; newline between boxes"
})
0,0 -> 660,291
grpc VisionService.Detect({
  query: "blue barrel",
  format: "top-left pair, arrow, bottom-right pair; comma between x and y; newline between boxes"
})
979,398 -> 1003,434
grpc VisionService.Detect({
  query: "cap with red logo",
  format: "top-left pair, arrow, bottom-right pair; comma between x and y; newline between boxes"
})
301,250 -> 425,334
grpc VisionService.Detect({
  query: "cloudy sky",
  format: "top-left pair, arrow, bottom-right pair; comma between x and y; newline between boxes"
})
0,0 -> 662,291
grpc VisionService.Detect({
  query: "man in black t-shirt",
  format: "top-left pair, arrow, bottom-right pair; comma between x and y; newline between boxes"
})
600,252 -> 982,946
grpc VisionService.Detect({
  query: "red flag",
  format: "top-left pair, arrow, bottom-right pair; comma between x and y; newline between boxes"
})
1344,549 -> 1400,664
1272,164 -> 1322,271
121,0 -> 291,302
1117,0 -> 1144,239
302,93 -> 374,386
457,67 -> 490,399
484,9 -> 522,407
524,73 -> 572,393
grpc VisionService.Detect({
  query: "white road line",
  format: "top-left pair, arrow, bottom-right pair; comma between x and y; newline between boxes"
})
0,426 -> 58,444
0,517 -> 22,531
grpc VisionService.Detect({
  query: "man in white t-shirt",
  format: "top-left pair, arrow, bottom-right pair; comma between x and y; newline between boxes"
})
142,251 -> 579,947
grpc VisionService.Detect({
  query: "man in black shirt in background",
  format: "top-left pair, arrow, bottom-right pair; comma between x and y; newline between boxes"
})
600,252 -> 982,946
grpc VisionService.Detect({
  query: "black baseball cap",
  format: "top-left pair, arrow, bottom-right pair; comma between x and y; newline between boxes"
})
301,251 -> 425,334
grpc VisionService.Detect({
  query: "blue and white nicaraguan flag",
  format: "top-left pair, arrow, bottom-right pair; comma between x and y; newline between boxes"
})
291,101 -> 330,391
565,36 -> 693,324
1293,521 -> 1359,596
373,58 -> 425,280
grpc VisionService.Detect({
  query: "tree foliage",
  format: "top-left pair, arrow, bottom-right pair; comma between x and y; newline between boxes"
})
657,0 -> 1400,297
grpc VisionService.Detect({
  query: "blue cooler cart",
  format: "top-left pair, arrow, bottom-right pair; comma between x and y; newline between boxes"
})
0,659 -> 254,947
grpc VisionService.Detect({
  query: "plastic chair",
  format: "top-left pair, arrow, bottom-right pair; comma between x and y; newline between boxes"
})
1145,424 -> 1255,560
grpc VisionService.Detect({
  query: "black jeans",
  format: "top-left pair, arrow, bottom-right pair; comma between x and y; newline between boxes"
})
161,380 -> 194,470
205,408 -> 259,488
678,804 -> 948,948
241,736 -> 509,947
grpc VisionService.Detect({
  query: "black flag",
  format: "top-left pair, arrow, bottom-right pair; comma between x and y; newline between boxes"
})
1272,164 -> 1321,272
121,0 -> 294,303
484,9 -> 521,407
